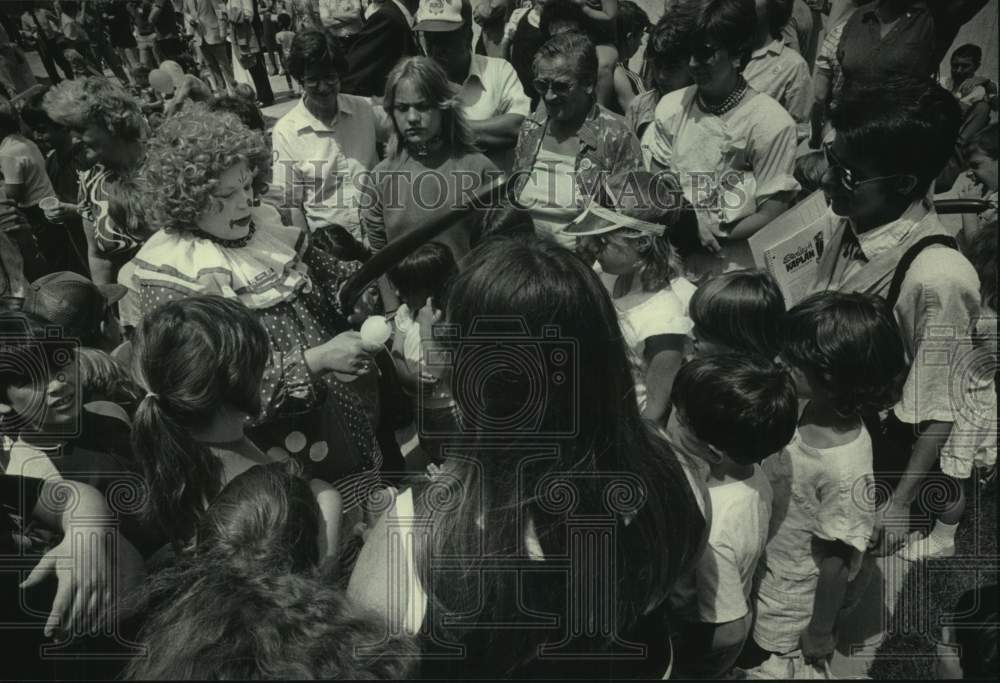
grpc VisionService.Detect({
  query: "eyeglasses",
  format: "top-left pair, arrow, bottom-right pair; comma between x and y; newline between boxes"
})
302,75 -> 340,90
532,78 -> 576,97
823,142 -> 909,193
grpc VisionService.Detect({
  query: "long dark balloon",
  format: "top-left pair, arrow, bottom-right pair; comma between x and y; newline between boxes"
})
338,176 -> 508,313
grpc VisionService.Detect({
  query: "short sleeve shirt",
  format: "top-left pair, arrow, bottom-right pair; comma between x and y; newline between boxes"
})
0,135 -> 56,208
669,465 -> 773,624
742,40 -> 813,124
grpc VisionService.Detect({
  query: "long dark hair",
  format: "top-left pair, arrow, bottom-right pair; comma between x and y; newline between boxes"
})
123,462 -> 418,680
414,235 -> 705,677
131,296 -> 270,544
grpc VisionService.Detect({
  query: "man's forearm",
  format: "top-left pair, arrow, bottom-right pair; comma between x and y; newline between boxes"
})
470,115 -> 525,149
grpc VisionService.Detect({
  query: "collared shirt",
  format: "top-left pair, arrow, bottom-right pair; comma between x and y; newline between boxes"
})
510,102 -> 645,209
837,0 -> 940,83
743,39 -> 812,124
811,201 -> 992,458
815,17 -> 850,99
625,89 -> 660,140
271,95 -> 382,239
458,54 -> 530,171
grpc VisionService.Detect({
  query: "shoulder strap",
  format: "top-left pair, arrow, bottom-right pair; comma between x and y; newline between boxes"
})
886,234 -> 957,309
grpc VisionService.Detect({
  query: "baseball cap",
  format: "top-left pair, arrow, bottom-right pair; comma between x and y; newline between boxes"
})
414,0 -> 472,32
22,272 -> 127,341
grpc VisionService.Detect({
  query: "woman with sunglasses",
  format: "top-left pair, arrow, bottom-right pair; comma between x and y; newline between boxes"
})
811,77 -> 994,565
509,31 -> 645,247
643,0 -> 799,281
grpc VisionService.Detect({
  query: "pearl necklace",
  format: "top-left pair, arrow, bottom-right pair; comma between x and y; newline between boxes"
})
697,77 -> 749,116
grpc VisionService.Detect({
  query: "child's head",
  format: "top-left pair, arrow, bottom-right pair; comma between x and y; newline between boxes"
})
232,82 -> 258,102
22,271 -> 126,352
616,1 -> 651,62
950,44 -> 982,87
689,269 -> 785,358
782,291 -> 907,417
645,2 -> 696,94
540,0 -> 593,39
131,296 -> 270,543
571,170 -> 689,292
131,65 -> 152,90
387,242 -> 458,313
826,77 -> 961,224
964,123 -> 998,193
671,353 -> 798,467
195,461 -> 321,573
277,12 -> 292,31
794,150 -> 828,198
756,0 -> 793,40
0,310 -> 80,438
124,460 -> 420,680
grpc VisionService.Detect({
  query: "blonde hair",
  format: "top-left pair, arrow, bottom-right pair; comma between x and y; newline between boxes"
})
383,57 -> 478,159
42,77 -> 145,141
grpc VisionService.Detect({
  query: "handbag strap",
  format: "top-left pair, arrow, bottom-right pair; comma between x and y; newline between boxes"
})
885,235 -> 957,309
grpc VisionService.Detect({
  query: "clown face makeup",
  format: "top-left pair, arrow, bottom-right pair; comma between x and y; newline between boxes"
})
197,161 -> 255,240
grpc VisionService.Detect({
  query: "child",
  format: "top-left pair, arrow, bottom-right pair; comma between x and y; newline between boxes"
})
667,354 -> 798,679
956,123 -> 998,252
21,270 -> 125,352
274,11 -> 296,93
123,462 -> 417,679
627,1 -> 694,138
566,170 -> 696,423
0,310 -> 159,555
746,292 -> 908,672
386,242 -> 459,466
131,296 -> 343,558
688,269 -> 786,359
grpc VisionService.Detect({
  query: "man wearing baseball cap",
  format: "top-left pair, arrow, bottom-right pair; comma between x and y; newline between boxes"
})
416,0 -> 529,171
21,271 -> 125,352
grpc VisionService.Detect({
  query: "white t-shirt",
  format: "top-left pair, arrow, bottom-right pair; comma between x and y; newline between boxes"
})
669,464 -> 773,624
605,275 -> 696,410
753,420 -> 875,653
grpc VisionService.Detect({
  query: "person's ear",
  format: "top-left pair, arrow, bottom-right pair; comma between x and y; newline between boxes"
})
705,444 -> 727,465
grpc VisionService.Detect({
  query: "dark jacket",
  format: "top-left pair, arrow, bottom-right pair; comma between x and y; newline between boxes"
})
341,1 -> 419,97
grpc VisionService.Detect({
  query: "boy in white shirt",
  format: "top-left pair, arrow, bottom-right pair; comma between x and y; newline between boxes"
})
666,353 -> 798,679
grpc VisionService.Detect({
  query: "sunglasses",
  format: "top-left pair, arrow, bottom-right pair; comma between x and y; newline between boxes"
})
532,78 -> 576,97
823,142 -> 909,193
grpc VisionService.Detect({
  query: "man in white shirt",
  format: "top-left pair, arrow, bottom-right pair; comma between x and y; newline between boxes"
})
418,0 -> 529,171
271,28 -> 388,240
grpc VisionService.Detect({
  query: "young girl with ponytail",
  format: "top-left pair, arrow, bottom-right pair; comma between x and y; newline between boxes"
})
131,295 -> 342,558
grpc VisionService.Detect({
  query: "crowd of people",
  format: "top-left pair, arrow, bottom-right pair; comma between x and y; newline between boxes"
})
0,0 -> 998,679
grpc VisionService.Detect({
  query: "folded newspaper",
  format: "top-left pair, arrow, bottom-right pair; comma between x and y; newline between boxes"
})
748,191 -> 831,306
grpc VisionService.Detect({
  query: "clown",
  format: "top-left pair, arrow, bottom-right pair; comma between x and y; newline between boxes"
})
120,104 -> 383,524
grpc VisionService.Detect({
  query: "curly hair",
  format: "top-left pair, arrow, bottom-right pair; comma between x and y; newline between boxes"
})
782,291 -> 907,418
140,104 -> 270,234
42,77 -> 145,141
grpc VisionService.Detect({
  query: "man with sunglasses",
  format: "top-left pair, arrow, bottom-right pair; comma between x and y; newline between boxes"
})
812,77 -> 994,563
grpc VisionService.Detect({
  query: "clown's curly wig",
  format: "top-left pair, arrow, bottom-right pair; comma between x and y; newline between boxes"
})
141,104 -> 270,234
42,77 -> 145,141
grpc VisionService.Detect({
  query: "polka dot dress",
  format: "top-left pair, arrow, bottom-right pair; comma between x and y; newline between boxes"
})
136,236 -> 383,516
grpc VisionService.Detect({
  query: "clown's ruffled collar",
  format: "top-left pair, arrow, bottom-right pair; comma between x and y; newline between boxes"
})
123,204 -> 313,310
